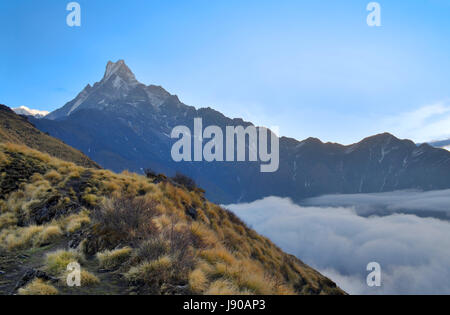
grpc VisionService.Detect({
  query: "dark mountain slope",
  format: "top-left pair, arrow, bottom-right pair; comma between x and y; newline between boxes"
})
0,105 -> 99,169
31,61 -> 450,204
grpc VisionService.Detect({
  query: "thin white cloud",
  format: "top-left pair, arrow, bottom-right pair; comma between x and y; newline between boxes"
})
305,189 -> 450,220
226,196 -> 450,295
383,101 -> 450,143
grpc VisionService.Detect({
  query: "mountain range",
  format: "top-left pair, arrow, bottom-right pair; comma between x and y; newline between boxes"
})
29,60 -> 450,204
429,139 -> 450,151
12,106 -> 49,118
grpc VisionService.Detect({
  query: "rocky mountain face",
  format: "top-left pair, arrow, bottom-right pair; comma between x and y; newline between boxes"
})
31,60 -> 450,204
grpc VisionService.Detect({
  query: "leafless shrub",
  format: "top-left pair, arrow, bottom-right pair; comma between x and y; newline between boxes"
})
171,172 -> 197,191
144,168 -> 157,178
132,237 -> 170,264
92,195 -> 159,249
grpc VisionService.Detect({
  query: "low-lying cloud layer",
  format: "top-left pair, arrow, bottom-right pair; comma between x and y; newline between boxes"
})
304,189 -> 450,220
226,196 -> 450,294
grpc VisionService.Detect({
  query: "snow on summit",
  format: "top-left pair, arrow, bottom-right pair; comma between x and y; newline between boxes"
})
12,106 -> 49,118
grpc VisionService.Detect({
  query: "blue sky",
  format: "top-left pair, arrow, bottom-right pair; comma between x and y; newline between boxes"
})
1,0 -> 450,144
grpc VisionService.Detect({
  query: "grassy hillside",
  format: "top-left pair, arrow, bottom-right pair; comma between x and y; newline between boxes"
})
0,105 -> 99,169
0,143 -> 344,295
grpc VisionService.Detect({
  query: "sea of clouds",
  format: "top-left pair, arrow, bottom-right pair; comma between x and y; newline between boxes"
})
304,189 -> 450,220
226,192 -> 450,295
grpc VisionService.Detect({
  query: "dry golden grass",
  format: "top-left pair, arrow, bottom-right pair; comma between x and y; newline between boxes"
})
56,211 -> 91,234
0,199 -> 6,213
97,247 -> 133,269
0,212 -> 17,229
124,255 -> 172,284
33,225 -> 63,246
45,250 -> 85,276
0,143 -> 344,295
205,279 -> 241,295
44,169 -> 62,183
18,278 -> 58,295
0,225 -> 44,250
80,270 -> 100,286
189,268 -> 208,293
200,247 -> 236,265
60,269 -> 100,287
82,194 -> 98,207
0,150 -> 9,165
190,222 -> 218,247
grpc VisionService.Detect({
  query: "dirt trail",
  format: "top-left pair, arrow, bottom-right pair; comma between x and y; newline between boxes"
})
0,242 -> 130,295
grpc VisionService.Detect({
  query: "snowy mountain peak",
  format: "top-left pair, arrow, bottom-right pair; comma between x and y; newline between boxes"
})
12,106 -> 49,118
103,60 -> 137,84
46,60 -> 174,120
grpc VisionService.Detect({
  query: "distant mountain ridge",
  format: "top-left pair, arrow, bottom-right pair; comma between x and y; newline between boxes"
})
429,139 -> 450,151
12,106 -> 49,118
31,60 -> 450,204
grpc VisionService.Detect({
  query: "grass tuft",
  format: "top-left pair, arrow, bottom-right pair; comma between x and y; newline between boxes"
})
45,249 -> 84,276
18,278 -> 58,295
189,268 -> 208,294
97,247 -> 133,269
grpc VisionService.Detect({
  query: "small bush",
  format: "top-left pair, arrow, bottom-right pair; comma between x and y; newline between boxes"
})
18,278 -> 58,295
129,225 -> 197,282
172,173 -> 197,191
92,196 -> 158,248
144,168 -> 157,178
97,247 -> 133,269
160,223 -> 196,275
131,238 -> 170,264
